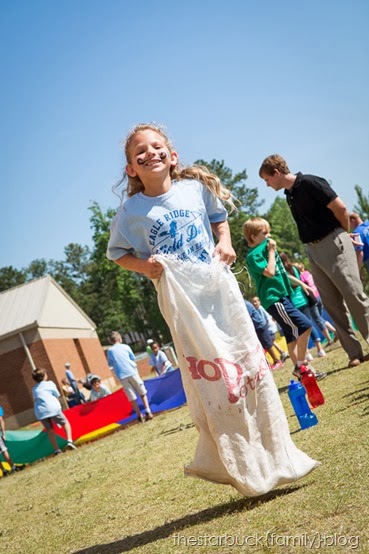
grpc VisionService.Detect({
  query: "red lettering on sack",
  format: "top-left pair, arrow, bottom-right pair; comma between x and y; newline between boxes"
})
185,353 -> 267,404
215,358 -> 244,403
197,360 -> 221,381
245,375 -> 255,390
239,384 -> 247,397
186,357 -> 201,379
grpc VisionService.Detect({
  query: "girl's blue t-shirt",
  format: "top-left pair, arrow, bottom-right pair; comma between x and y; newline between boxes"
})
107,179 -> 228,264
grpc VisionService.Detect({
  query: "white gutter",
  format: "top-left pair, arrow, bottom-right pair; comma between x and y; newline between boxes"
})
19,332 -> 36,370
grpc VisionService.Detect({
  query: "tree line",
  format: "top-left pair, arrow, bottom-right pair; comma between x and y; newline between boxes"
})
1,161 -> 368,349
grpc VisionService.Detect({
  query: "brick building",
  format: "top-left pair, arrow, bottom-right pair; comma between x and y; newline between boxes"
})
0,275 -> 115,429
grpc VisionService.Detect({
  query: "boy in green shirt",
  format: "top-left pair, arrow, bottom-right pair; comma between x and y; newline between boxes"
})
244,217 -> 325,380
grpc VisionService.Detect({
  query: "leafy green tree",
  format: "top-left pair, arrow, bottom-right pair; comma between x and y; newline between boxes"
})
264,197 -> 306,260
353,185 -> 369,220
194,159 -> 263,215
0,266 -> 26,292
48,244 -> 92,309
24,258 -> 49,280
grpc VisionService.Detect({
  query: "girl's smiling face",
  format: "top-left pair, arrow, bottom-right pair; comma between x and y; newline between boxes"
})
152,343 -> 160,354
125,130 -> 177,180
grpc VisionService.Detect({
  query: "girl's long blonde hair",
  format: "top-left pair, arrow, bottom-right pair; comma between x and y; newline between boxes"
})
113,123 -> 236,211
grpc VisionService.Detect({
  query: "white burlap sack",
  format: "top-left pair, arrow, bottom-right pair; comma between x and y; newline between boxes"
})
155,254 -> 319,497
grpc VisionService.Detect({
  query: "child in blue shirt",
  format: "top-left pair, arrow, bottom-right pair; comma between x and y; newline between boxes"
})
32,368 -> 77,455
89,377 -> 112,402
244,300 -> 284,370
149,342 -> 175,376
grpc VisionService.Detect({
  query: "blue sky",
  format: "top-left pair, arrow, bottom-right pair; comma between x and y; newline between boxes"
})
1,0 -> 368,270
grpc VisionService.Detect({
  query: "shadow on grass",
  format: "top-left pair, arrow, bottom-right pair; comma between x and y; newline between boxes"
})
160,422 -> 195,435
73,485 -> 306,554
342,380 -> 369,416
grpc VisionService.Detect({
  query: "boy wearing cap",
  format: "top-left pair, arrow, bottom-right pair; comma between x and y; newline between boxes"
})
64,363 -> 85,404
89,377 -> 112,402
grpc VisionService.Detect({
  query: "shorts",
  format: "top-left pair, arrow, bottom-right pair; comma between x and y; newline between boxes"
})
255,326 -> 274,350
267,297 -> 311,345
120,374 -> 147,401
0,436 -> 8,453
40,412 -> 68,431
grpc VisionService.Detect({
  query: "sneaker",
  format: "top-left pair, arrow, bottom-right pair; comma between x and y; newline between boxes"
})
145,411 -> 154,420
280,352 -> 289,363
304,364 -> 327,381
271,360 -> 283,371
1,468 -> 11,476
54,449 -> 62,456
305,352 -> 314,362
66,442 -> 77,450
314,371 -> 327,381
293,364 -> 327,382
317,349 -> 326,358
138,414 -> 145,423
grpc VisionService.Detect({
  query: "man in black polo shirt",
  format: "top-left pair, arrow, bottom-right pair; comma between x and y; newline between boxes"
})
258,154 -> 369,368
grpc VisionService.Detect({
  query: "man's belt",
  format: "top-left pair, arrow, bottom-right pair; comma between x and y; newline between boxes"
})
307,228 -> 338,245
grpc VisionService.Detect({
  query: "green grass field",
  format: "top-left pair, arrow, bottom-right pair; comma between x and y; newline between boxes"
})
2,341 -> 369,554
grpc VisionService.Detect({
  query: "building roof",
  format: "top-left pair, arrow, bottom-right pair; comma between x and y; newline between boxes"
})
0,275 -> 96,340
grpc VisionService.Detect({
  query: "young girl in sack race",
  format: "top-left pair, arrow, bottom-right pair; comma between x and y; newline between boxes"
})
107,123 -> 319,497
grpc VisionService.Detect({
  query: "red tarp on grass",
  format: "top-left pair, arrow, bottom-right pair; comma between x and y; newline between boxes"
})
54,388 -> 132,440
54,369 -> 187,439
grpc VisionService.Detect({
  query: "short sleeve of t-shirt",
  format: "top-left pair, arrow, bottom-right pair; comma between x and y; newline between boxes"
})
306,176 -> 337,206
200,185 -> 228,224
286,173 -> 339,243
107,209 -> 134,260
246,244 -> 268,275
